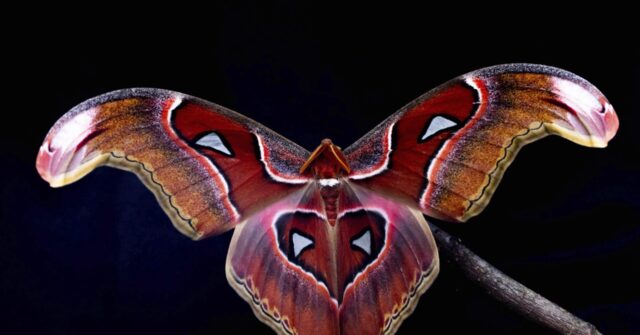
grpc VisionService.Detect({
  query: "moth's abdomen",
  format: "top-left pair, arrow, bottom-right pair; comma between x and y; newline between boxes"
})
320,182 -> 341,225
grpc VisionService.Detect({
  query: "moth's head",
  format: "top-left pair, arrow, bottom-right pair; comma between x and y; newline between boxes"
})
299,139 -> 350,178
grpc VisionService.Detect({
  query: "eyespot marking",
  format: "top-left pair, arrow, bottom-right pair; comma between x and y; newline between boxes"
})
351,229 -> 371,255
292,231 -> 314,257
195,132 -> 233,156
421,116 -> 458,141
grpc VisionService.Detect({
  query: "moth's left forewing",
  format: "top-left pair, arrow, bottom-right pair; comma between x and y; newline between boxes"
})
36,88 -> 310,239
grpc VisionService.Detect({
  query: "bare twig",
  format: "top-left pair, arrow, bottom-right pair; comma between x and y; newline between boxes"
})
428,222 -> 601,335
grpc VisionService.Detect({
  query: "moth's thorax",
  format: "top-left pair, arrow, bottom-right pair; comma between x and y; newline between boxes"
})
299,139 -> 350,225
300,139 -> 350,179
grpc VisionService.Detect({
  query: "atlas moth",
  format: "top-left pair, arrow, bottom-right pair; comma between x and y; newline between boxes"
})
36,64 -> 618,335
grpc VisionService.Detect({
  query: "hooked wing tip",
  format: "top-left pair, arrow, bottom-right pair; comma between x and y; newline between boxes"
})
479,64 -> 620,148
35,107 -> 108,187
602,102 -> 619,146
35,142 -> 55,184
543,84 -> 619,148
36,139 -> 108,188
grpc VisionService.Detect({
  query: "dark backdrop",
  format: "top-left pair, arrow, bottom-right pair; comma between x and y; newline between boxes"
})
2,4 -> 639,334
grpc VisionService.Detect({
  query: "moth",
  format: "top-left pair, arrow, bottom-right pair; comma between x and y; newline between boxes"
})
36,64 -> 618,335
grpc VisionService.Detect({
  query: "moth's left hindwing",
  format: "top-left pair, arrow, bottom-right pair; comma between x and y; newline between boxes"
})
227,182 -> 439,335
36,88 -> 310,239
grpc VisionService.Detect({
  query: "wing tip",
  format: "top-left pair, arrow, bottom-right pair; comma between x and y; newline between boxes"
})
471,63 -> 619,147
36,132 -> 110,187
36,88 -> 177,187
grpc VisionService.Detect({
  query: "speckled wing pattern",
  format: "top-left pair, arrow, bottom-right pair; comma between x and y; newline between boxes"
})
36,64 -> 618,335
345,64 -> 618,223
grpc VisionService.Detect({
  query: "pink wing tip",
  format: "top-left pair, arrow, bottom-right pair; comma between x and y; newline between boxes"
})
602,101 -> 619,143
35,108 -> 100,186
35,136 -> 87,186
36,141 -> 55,183
585,97 -> 619,147
548,76 -> 619,147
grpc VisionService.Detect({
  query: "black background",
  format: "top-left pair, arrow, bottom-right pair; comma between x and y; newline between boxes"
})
2,4 -> 639,334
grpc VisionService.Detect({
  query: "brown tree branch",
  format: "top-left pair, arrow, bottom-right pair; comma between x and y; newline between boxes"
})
428,222 -> 601,335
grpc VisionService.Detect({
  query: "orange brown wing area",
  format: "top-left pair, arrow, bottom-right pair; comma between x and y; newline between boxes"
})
345,64 -> 619,222
36,88 -> 310,239
226,183 -> 438,335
